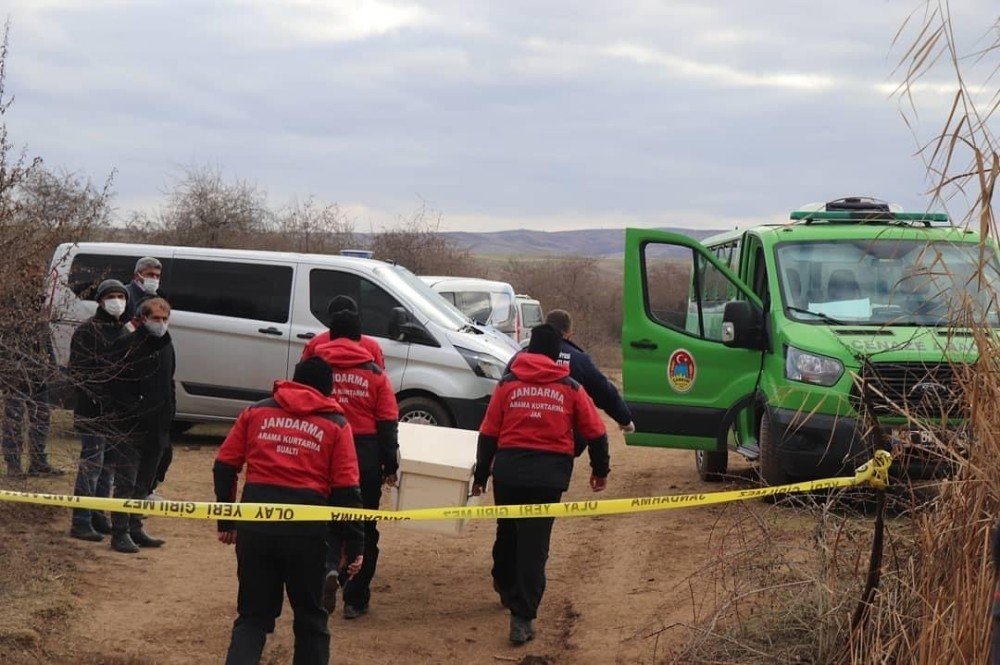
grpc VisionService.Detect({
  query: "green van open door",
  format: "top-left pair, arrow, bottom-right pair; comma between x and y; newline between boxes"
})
622,229 -> 764,477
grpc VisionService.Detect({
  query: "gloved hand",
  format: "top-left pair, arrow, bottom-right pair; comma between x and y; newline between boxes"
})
620,421 -> 636,434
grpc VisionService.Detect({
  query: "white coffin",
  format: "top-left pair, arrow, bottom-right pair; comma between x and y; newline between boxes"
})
393,422 -> 480,536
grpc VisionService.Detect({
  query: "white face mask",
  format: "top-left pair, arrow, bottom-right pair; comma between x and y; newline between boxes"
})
142,277 -> 160,294
102,297 -> 126,318
144,320 -> 169,337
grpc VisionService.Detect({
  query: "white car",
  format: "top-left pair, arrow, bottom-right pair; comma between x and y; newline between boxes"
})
513,295 -> 544,347
419,276 -> 518,337
48,243 -> 515,430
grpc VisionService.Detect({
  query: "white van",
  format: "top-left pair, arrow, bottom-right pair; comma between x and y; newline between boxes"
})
513,295 -> 544,347
47,243 -> 515,430
419,276 -> 518,339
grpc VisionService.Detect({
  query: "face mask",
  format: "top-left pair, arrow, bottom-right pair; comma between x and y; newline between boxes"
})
102,298 -> 126,318
144,320 -> 168,337
142,277 -> 160,294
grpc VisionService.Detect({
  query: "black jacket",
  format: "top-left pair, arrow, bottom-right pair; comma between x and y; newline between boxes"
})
505,339 -> 632,427
69,311 -> 170,436
124,280 -> 152,321
132,330 -> 176,434
69,309 -> 129,434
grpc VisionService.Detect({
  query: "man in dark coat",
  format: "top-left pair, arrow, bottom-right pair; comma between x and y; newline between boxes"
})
124,256 -> 162,321
118,297 -> 176,548
68,279 -> 131,541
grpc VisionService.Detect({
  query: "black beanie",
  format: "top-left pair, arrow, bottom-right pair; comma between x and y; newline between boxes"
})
293,357 -> 333,395
329,309 -> 362,341
527,323 -> 562,361
327,295 -> 359,316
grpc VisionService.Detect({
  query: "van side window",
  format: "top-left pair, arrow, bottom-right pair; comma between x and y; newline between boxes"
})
309,269 -> 404,339
643,243 -> 738,342
169,259 -> 292,323
69,253 -> 146,299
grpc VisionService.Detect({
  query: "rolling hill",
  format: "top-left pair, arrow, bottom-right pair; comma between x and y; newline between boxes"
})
439,227 -> 722,257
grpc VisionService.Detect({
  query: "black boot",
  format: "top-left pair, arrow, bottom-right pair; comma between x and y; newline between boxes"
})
69,525 -> 104,542
509,616 -> 536,645
111,531 -> 140,554
91,513 -> 112,535
130,527 -> 165,548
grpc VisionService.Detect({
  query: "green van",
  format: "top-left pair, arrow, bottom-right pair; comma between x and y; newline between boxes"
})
621,197 -> 998,482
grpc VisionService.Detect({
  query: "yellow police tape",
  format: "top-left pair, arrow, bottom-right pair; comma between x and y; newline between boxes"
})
0,451 -> 891,523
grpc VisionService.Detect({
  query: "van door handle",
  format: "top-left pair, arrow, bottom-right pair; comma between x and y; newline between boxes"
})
296,332 -> 316,340
630,339 -> 658,350
258,327 -> 283,336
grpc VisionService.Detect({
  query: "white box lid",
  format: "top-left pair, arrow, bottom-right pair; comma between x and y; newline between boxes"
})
397,422 -> 478,482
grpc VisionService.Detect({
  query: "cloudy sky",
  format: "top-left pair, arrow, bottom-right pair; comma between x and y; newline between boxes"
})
4,1 -> 997,231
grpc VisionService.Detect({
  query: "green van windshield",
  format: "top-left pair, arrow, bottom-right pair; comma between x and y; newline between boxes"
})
775,239 -> 1000,327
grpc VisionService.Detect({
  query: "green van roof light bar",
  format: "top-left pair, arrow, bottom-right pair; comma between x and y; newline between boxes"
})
790,197 -> 951,226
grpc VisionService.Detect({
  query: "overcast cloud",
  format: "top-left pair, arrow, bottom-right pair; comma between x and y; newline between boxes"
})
4,0 -> 997,231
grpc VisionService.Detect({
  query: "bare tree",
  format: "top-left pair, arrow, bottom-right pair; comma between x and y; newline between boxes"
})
368,205 -> 476,275
273,196 -> 355,254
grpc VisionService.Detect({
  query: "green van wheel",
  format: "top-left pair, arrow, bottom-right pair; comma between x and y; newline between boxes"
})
758,411 -> 789,486
695,448 -> 728,482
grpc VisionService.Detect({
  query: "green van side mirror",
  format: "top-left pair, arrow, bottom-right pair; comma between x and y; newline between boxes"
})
722,301 -> 765,350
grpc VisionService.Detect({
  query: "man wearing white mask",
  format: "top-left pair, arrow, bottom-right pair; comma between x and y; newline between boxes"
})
125,256 -> 162,321
107,297 -> 175,552
69,279 -> 131,542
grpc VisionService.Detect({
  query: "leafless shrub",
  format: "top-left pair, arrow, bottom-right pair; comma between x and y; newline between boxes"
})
0,22 -> 111,477
273,196 -> 355,254
492,255 -> 625,366
367,204 -> 476,275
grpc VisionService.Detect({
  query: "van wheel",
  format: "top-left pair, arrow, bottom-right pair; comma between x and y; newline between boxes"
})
398,397 -> 453,427
695,448 -> 728,482
758,411 -> 789,486
169,420 -> 196,437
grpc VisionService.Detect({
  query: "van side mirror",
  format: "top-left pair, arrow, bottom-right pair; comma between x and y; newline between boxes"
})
722,301 -> 764,350
389,307 -> 439,347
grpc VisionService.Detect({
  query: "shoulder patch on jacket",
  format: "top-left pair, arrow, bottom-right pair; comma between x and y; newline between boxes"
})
318,412 -> 349,428
250,397 -> 280,410
559,376 -> 582,391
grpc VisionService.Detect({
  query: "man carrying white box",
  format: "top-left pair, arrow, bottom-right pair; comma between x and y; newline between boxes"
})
472,324 -> 610,646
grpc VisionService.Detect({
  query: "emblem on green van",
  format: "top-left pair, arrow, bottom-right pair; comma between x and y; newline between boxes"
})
668,349 -> 696,393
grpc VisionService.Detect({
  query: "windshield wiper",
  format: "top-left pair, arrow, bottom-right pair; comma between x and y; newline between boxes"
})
786,306 -> 847,326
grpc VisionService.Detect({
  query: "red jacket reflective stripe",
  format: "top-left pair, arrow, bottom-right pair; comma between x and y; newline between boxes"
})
479,353 -> 606,456
216,380 -> 360,494
302,332 -> 385,370
313,338 -> 398,436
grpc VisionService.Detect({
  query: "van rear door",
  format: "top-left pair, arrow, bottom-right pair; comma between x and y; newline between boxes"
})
166,254 -> 295,419
622,229 -> 764,451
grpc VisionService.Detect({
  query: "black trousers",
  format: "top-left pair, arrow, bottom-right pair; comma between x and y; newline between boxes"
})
491,483 -> 563,621
330,464 -> 382,610
226,529 -> 330,665
106,429 -> 168,532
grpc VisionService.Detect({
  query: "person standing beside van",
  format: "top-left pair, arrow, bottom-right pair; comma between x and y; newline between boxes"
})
124,298 -> 176,540
473,324 -> 610,645
124,257 -> 162,321
314,307 -> 398,619
301,296 -> 385,369
1,294 -> 63,477
68,279 -> 131,542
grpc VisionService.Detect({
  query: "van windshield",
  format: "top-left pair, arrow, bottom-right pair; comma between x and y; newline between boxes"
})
377,265 -> 471,331
776,239 -> 1000,326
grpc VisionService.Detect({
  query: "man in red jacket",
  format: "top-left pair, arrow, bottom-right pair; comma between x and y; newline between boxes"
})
314,308 -> 399,620
301,295 -> 385,369
214,358 -> 365,665
473,324 -> 610,645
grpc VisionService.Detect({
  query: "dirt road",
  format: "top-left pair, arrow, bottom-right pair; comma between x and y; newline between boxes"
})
3,420 -> 757,665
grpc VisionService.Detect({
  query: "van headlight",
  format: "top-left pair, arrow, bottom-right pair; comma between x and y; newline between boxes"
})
785,346 -> 844,387
455,346 -> 506,380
